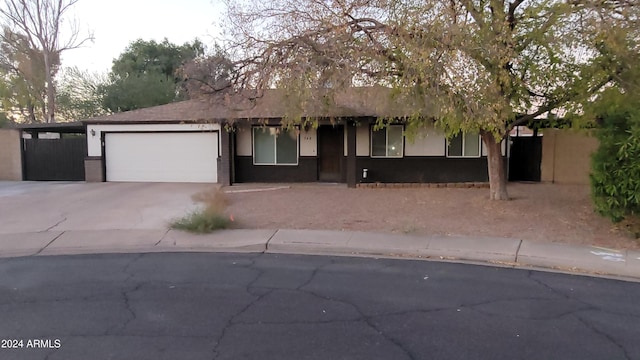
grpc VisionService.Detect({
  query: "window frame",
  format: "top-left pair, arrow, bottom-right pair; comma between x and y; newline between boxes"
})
252,126 -> 299,166
446,133 -> 482,158
370,125 -> 404,158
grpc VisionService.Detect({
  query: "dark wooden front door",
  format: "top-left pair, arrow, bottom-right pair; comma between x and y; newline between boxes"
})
318,125 -> 343,182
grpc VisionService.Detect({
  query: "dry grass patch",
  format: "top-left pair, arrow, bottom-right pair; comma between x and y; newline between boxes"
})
171,187 -> 234,233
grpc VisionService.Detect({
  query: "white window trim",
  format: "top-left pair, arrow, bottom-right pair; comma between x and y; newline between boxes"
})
252,126 -> 299,166
446,133 -> 482,158
370,125 -> 404,158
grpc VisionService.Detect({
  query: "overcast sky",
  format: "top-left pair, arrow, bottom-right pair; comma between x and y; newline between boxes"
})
60,0 -> 224,74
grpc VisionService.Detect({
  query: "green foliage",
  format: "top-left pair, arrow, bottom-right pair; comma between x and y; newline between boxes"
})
0,28 -> 49,123
224,0 -> 634,199
111,38 -> 204,79
0,111 -> 13,127
170,187 -> 233,234
225,0 -> 627,138
100,38 -> 205,112
100,72 -> 177,113
56,66 -> 108,121
171,210 -> 231,234
590,89 -> 640,236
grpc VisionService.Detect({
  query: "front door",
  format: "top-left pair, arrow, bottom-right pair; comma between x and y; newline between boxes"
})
318,125 -> 344,182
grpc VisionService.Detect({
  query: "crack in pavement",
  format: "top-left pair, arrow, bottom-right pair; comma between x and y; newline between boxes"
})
101,254 -> 147,336
467,301 -> 594,321
295,258 -> 335,291
45,216 -> 68,232
210,256 -> 415,360
304,289 -> 416,360
366,294 -> 580,322
105,283 -> 143,336
210,256 -> 271,359
154,229 -> 171,247
573,313 -> 632,360
210,256 -> 362,359
33,231 -> 65,256
263,229 -> 279,253
296,268 -> 416,360
526,271 -> 603,311
122,254 -> 146,282
514,239 -> 523,263
527,271 -> 640,319
210,290 -> 273,359
231,318 -> 365,326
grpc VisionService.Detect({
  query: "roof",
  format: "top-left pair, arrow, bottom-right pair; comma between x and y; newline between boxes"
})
83,87 -> 432,124
83,99 -> 214,124
15,121 -> 84,133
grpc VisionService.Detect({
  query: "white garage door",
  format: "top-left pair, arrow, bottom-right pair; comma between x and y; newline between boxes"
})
105,132 -> 218,183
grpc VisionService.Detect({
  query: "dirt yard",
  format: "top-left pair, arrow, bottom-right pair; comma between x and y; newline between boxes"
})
222,182 -> 639,250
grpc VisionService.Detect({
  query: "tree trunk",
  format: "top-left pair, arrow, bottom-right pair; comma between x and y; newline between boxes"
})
27,104 -> 36,123
43,51 -> 55,123
481,131 -> 509,200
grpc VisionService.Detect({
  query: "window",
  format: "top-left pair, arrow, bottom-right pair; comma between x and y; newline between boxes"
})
253,126 -> 298,165
447,132 -> 481,157
371,125 -> 403,158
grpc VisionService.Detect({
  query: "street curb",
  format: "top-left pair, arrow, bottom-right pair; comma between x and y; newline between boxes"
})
0,229 -> 638,281
264,230 -> 640,281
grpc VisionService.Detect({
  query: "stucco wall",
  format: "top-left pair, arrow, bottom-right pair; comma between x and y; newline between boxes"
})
235,123 -> 317,157
236,122 -> 507,158
541,129 -> 599,185
86,123 -> 221,157
0,129 -> 22,180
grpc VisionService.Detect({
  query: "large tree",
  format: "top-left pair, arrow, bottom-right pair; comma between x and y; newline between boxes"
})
0,0 -> 92,123
55,66 -> 107,121
0,28 -> 47,122
100,38 -> 205,112
222,0 -> 634,199
178,44 -> 235,98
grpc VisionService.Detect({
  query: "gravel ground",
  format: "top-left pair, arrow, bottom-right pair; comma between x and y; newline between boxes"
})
220,182 -> 639,250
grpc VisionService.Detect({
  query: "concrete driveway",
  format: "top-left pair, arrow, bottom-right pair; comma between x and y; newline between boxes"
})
0,181 -> 213,234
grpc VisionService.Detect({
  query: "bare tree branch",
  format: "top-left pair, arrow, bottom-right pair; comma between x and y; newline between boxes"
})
0,0 -> 93,122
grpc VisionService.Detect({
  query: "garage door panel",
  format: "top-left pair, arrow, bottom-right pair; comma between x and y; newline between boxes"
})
105,132 -> 218,183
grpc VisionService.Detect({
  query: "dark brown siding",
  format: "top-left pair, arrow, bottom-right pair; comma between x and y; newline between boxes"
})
355,157 -> 501,183
235,156 -> 318,182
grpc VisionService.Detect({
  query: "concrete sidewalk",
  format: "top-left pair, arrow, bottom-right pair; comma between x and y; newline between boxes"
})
1,229 -> 639,281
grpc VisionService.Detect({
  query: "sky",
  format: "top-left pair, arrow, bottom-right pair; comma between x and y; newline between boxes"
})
60,0 -> 224,74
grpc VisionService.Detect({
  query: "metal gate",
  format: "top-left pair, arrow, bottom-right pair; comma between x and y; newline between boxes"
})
509,136 -> 542,182
23,136 -> 86,181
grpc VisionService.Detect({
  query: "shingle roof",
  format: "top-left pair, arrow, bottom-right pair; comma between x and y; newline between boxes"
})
83,87 -> 430,124
83,99 -> 214,123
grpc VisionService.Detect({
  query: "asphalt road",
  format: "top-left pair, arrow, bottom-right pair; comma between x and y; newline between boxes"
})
0,253 -> 638,360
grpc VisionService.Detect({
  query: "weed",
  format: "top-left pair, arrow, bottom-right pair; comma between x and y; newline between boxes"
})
170,187 -> 234,233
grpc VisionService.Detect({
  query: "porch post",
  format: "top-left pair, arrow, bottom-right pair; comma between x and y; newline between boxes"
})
346,119 -> 357,188
218,126 -> 232,186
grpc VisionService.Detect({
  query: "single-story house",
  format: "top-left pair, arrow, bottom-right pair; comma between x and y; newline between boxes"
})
83,87 -> 508,187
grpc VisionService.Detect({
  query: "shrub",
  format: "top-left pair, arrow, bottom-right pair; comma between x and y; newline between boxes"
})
590,92 -> 640,237
171,210 -> 231,233
170,187 -> 233,233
